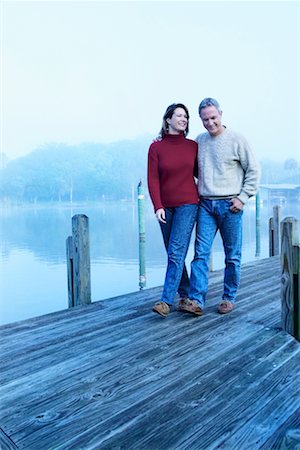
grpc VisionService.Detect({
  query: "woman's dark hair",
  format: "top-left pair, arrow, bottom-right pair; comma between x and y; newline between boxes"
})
159,103 -> 190,138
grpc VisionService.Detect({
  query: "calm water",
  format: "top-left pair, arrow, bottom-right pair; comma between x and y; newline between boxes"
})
0,199 -> 298,325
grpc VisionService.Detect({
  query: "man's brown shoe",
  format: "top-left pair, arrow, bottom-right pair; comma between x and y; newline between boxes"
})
152,301 -> 170,317
218,300 -> 234,314
178,298 -> 203,316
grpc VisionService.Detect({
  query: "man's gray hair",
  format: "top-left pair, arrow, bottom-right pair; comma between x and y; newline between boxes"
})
198,98 -> 222,115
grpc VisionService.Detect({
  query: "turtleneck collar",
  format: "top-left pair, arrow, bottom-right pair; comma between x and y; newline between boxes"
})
163,133 -> 186,144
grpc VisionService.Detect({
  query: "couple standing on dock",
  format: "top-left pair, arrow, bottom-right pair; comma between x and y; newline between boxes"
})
147,98 -> 260,318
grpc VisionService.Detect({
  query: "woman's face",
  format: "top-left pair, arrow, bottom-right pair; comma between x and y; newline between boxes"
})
167,107 -> 188,134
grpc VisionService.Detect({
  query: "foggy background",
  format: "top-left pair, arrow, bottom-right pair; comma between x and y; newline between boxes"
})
1,1 -> 299,163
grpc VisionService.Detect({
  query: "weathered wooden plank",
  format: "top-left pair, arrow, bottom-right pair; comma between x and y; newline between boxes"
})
0,277 -> 279,362
0,310 -> 281,408
96,346 -> 300,450
205,369 -> 300,449
18,335 -> 298,450
0,428 -> 18,450
259,407 -> 300,450
0,312 -> 296,446
1,256 -> 297,450
0,297 -> 280,407
0,262 -> 281,365
0,281 -> 280,386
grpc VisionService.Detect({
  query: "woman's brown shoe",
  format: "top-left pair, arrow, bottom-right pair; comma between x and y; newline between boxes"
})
152,301 -> 170,317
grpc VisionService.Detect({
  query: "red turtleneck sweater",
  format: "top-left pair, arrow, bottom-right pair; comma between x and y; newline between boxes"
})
147,134 -> 199,212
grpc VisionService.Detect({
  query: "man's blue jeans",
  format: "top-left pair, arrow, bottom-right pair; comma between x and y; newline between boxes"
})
189,199 -> 243,307
160,204 -> 198,305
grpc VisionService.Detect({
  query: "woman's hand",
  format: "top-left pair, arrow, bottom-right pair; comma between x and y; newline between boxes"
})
155,208 -> 166,223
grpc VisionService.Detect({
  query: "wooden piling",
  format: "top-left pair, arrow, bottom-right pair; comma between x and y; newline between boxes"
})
137,180 -> 146,289
66,236 -> 74,308
269,205 -> 282,256
281,217 -> 300,341
209,251 -> 213,272
255,191 -> 261,257
66,214 -> 91,307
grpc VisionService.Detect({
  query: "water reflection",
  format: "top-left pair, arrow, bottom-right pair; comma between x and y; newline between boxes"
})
0,202 -> 174,264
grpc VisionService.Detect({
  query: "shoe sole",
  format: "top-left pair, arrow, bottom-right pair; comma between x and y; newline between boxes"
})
152,307 -> 168,318
218,308 -> 233,314
178,307 -> 203,316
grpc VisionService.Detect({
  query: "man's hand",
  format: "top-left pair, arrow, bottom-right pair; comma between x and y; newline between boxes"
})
230,198 -> 244,213
156,208 -> 166,223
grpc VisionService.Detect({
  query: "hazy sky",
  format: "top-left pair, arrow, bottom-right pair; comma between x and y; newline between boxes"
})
1,0 -> 300,162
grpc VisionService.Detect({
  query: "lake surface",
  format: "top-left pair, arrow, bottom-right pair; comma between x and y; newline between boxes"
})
0,199 -> 299,325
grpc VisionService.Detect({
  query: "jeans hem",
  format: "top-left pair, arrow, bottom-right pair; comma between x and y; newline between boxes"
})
222,297 -> 235,304
189,298 -> 204,308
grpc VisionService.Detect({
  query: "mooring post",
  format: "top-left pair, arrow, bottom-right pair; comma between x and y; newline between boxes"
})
67,214 -> 91,307
66,236 -> 74,307
209,251 -> 213,272
255,190 -> 261,257
281,217 -> 300,341
137,180 -> 146,289
269,218 -> 274,257
269,205 -> 282,256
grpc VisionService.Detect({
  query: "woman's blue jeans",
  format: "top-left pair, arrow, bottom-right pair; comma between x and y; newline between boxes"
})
160,204 -> 198,305
189,199 -> 243,307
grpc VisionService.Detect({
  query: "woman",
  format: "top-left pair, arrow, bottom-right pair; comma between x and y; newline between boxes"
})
147,103 -> 202,317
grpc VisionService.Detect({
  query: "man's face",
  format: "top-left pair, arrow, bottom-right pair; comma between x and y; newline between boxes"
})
200,105 -> 223,137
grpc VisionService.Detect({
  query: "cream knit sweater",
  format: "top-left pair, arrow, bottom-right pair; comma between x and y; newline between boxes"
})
196,127 -> 260,204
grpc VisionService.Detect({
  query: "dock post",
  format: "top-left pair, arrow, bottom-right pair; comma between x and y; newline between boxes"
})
281,217 -> 300,341
269,205 -> 282,256
255,190 -> 261,257
137,180 -> 146,289
67,214 -> 91,307
66,236 -> 74,307
209,251 -> 213,272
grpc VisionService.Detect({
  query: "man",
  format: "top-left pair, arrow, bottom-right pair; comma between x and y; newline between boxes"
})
179,98 -> 260,316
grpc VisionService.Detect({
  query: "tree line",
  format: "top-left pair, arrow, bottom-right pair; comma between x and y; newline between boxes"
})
0,138 -> 150,203
0,139 -> 299,203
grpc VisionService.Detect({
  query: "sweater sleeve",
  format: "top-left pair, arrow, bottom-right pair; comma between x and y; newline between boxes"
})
147,144 -> 163,212
237,138 -> 260,204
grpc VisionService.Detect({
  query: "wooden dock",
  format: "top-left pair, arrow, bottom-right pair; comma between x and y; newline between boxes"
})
1,256 -> 300,450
